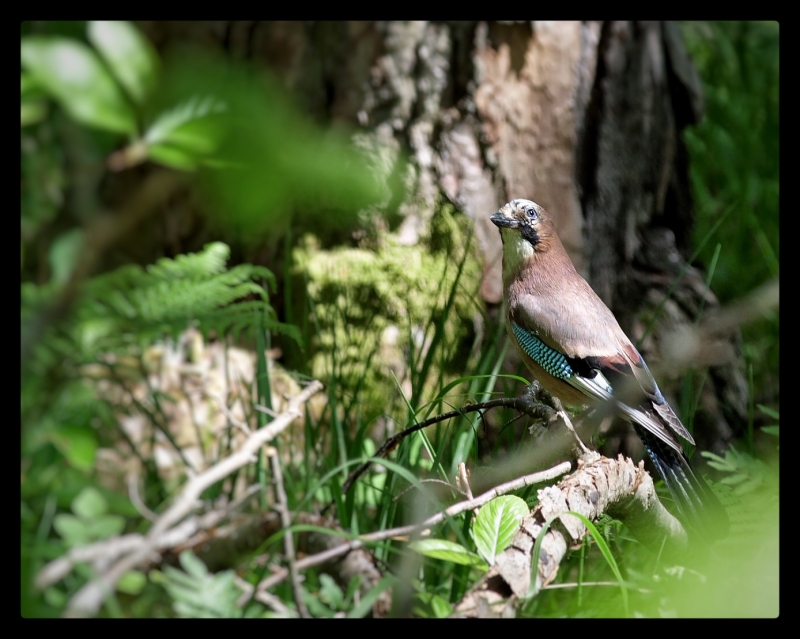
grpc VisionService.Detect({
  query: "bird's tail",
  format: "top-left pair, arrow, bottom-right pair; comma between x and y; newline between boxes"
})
636,427 -> 729,541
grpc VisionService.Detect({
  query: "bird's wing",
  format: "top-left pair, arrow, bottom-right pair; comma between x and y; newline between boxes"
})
511,292 -> 694,448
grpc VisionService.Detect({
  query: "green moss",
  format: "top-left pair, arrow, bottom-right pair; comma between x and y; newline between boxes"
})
293,203 -> 482,419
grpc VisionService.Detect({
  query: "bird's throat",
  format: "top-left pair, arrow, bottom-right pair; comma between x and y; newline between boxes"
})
501,232 -> 535,284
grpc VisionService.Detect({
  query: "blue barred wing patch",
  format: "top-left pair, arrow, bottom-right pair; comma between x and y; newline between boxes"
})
512,322 -> 573,381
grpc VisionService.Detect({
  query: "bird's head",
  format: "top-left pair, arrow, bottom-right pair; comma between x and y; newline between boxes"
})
491,199 -> 559,279
490,199 -> 554,247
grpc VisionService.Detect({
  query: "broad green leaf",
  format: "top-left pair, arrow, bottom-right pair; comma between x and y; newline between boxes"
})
472,495 -> 529,565
72,486 -> 108,518
21,36 -> 137,134
87,21 -> 158,105
144,95 -> 227,169
409,539 -> 487,568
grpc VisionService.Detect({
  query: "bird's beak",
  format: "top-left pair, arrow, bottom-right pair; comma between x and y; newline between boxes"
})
490,212 -> 518,229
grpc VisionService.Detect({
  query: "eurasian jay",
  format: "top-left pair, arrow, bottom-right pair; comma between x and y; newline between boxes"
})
491,198 -> 727,538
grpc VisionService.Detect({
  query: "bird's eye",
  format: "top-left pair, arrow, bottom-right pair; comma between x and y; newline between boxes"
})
526,207 -> 538,219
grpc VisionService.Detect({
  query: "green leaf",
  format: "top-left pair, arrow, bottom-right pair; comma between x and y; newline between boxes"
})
21,71 -> 48,126
178,549 -> 210,579
564,511 -> 629,616
318,574 -> 344,610
85,514 -> 126,539
144,95 -> 227,169
347,575 -> 397,618
413,592 -> 452,618
53,513 -> 89,546
117,570 -> 147,595
87,21 -> 158,105
757,404 -> 779,420
303,590 -> 335,618
21,100 -> 47,127
163,551 -> 241,618
146,144 -> 202,171
49,423 -> 98,471
21,36 -> 137,134
43,587 -> 68,609
48,229 -> 85,285
472,495 -> 529,565
72,486 -> 108,518
408,539 -> 487,568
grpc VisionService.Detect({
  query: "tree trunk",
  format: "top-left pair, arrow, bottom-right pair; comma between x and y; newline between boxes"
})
138,20 -> 747,453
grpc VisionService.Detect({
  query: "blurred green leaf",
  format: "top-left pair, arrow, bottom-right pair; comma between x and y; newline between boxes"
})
21,100 -> 48,127
85,514 -> 126,539
155,52 -> 389,238
162,551 -> 242,618
21,36 -> 137,134
53,513 -> 88,545
472,495 -> 528,566
87,21 -> 158,105
72,486 -> 108,518
143,95 -> 228,170
413,592 -> 452,618
757,404 -> 779,420
48,229 -> 85,285
21,71 -> 48,126
409,539 -> 487,568
318,574 -> 344,609
49,423 -> 98,471
145,144 -> 201,170
43,587 -> 68,609
117,570 -> 147,595
346,575 -> 396,618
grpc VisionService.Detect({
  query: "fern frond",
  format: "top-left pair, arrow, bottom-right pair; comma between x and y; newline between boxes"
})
23,242 -> 299,369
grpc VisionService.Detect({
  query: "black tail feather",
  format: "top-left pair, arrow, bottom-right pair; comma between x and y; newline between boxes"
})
636,427 -> 729,541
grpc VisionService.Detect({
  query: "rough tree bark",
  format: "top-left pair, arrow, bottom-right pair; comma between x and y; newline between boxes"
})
137,20 -> 747,453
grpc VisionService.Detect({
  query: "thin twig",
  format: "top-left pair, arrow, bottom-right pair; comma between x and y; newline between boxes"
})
457,462 -> 474,500
127,472 -> 158,522
206,390 -> 252,436
268,448 -> 310,618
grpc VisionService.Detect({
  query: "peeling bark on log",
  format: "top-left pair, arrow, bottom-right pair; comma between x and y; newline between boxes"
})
453,453 -> 687,618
